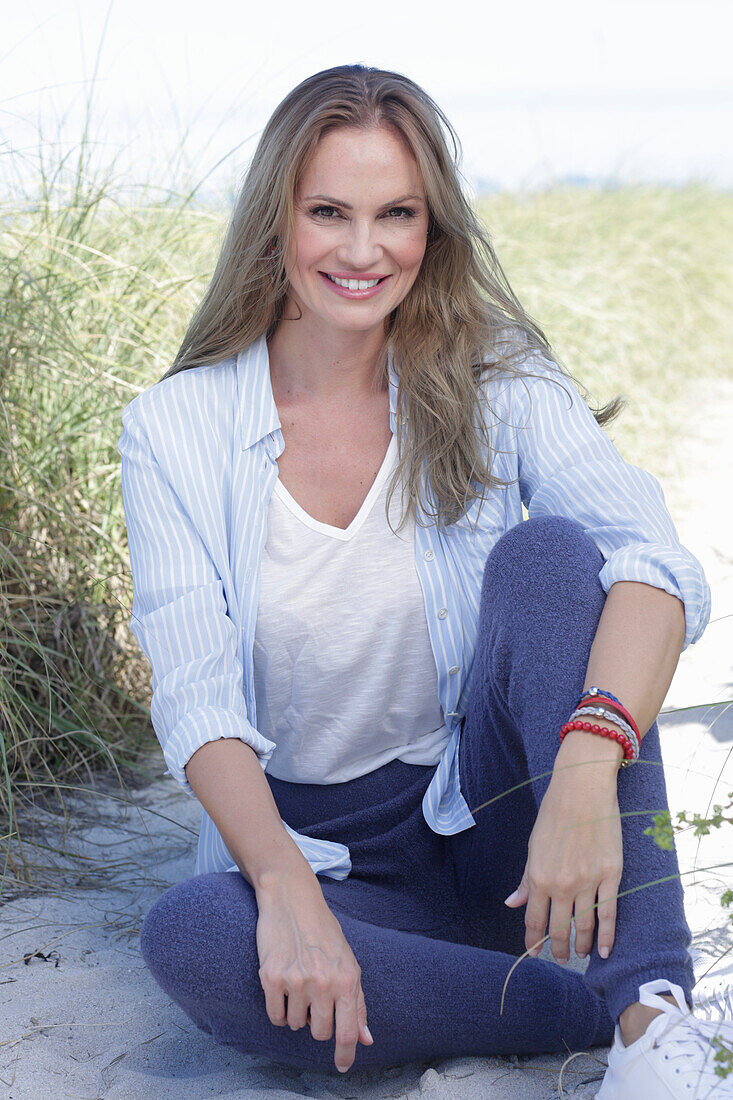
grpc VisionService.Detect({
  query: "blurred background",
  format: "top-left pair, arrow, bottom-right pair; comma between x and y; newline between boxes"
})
1,0 -> 731,888
3,0 -> 732,196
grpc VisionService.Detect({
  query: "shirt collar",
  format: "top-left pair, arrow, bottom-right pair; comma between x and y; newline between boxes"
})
237,333 -> 281,450
237,332 -> 403,451
387,346 -> 400,434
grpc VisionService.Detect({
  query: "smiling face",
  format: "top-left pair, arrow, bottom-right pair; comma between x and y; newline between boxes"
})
282,125 -> 429,338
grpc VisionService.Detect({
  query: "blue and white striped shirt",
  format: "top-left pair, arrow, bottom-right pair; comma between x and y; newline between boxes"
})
117,332 -> 710,880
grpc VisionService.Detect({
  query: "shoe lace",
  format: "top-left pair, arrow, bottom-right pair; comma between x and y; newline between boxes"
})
650,1008 -> 733,1091
694,981 -> 733,1026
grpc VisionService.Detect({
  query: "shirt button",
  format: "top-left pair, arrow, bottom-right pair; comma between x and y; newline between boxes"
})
448,665 -> 459,675
423,549 -> 435,561
437,607 -> 448,619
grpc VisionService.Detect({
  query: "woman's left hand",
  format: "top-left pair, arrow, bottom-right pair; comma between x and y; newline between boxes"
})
504,733 -> 624,964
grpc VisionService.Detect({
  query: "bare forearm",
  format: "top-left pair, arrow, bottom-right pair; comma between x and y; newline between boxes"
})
184,739 -> 322,899
582,580 -> 685,736
555,580 -> 686,774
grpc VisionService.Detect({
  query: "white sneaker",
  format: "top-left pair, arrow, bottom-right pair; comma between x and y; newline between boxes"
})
694,979 -> 733,1026
595,978 -> 733,1098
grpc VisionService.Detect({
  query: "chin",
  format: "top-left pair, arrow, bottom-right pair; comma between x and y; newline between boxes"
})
320,305 -> 390,328
330,315 -> 390,333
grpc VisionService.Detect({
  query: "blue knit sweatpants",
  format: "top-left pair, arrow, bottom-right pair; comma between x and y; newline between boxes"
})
139,516 -> 694,1072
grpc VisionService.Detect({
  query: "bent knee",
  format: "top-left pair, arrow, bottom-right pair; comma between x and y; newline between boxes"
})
491,514 -> 593,560
482,515 -> 603,595
140,872 -> 259,998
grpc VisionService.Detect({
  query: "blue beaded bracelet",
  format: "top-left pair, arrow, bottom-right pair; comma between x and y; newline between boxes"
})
574,685 -> 624,711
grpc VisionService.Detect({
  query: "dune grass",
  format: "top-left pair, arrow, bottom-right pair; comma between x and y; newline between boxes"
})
476,183 -> 733,478
0,166 -> 214,879
1,153 -> 731,892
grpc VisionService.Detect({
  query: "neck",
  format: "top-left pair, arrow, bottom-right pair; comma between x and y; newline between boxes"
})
267,314 -> 389,403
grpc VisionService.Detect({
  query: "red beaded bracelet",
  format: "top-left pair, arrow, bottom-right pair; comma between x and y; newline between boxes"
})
559,719 -> 635,762
578,695 -> 640,741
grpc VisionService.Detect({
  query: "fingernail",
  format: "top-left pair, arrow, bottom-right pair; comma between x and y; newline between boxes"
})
363,1024 -> 374,1043
337,1064 -> 349,1074
558,956 -> 569,965
577,951 -> 587,960
599,945 -> 610,959
504,890 -> 519,905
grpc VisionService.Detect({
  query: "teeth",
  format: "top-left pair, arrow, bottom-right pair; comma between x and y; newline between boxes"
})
327,274 -> 381,290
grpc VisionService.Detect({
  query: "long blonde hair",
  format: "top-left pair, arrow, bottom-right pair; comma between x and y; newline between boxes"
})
162,63 -> 623,530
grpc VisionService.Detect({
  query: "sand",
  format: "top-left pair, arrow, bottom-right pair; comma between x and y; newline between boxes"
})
1,380 -> 731,1099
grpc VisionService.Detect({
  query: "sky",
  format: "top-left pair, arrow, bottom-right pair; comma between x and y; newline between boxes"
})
2,0 -> 732,199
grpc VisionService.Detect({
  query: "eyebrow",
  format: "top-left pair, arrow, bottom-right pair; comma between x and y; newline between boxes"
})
302,193 -> 425,210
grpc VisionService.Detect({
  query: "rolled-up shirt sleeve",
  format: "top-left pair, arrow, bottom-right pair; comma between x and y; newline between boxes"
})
510,355 -> 711,650
118,404 -> 277,794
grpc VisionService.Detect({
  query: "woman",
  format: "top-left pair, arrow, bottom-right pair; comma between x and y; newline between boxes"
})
117,64 -> 729,1094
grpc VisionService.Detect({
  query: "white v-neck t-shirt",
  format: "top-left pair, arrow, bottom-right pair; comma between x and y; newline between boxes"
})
252,432 -> 451,784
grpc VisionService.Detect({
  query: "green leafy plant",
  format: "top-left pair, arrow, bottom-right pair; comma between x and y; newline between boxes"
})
644,792 -> 733,1078
644,794 -> 733,854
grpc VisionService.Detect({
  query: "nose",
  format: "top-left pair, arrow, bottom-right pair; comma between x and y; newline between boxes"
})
336,217 -> 384,270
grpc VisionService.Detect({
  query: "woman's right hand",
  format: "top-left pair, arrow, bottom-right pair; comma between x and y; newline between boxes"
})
255,874 -> 374,1073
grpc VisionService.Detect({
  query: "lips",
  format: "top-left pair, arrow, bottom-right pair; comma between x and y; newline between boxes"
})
325,273 -> 383,290
322,272 -> 390,282
318,271 -> 392,299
